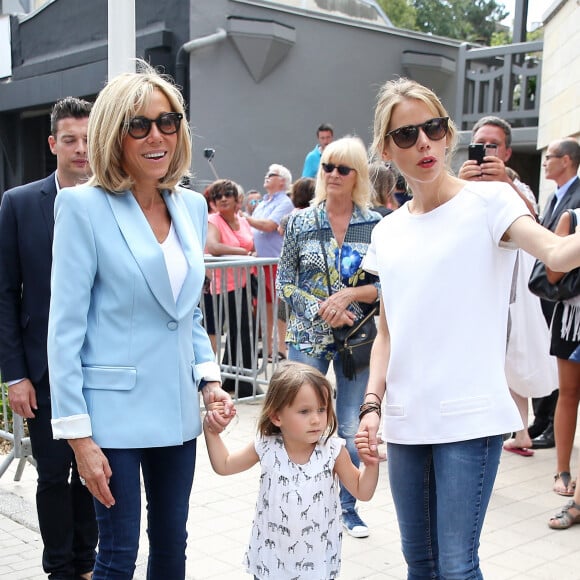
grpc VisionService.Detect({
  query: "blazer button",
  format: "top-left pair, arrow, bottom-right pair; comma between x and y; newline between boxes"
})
167,320 -> 178,330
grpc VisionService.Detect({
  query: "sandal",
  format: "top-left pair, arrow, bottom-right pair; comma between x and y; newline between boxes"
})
553,472 -> 576,496
548,499 -> 580,529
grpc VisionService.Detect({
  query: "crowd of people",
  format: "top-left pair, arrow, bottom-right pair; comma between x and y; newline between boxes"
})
1,59 -> 580,579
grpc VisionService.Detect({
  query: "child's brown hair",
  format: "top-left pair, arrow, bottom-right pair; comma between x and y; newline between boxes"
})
257,362 -> 337,442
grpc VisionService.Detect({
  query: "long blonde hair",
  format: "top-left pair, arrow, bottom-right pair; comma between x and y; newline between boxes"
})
88,60 -> 191,194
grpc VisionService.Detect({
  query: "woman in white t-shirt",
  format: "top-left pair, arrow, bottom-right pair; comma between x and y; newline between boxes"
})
355,78 -> 580,579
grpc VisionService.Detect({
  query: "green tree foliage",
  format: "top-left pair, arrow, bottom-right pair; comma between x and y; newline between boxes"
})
379,0 -> 509,45
378,0 -> 418,31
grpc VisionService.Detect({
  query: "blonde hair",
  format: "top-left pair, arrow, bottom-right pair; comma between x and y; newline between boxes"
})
370,78 -> 457,168
88,60 -> 191,193
257,362 -> 337,443
313,136 -> 372,210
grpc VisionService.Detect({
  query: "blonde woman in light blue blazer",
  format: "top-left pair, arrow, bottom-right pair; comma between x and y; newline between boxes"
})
47,61 -> 235,580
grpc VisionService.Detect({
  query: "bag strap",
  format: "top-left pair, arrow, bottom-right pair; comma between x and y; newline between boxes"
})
567,209 -> 578,234
313,209 -> 333,298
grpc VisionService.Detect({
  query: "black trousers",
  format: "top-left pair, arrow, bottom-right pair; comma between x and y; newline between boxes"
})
26,374 -> 97,579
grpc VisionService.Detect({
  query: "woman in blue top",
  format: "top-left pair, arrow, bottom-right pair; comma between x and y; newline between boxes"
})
277,136 -> 381,538
48,61 -> 235,579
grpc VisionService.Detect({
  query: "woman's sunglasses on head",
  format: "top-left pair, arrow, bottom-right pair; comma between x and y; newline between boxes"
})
321,163 -> 355,176
126,112 -> 183,139
386,117 -> 449,149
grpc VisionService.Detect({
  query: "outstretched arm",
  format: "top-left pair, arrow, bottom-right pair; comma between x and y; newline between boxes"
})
508,214 -> 580,273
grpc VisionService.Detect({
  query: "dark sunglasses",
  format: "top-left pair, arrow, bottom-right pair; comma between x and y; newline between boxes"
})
321,163 -> 355,176
125,112 -> 183,139
212,190 -> 236,201
386,117 -> 449,149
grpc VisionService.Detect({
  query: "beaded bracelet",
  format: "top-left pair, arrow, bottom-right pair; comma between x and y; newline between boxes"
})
359,401 -> 381,421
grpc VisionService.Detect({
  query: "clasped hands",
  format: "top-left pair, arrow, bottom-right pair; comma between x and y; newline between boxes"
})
318,290 -> 356,328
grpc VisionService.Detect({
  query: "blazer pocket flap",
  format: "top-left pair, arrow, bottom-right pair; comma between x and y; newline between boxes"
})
82,366 -> 137,391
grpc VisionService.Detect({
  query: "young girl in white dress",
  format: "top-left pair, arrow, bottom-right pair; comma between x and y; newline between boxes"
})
204,361 -> 379,579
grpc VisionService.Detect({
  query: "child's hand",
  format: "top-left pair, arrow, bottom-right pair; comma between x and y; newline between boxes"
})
355,430 -> 383,465
204,396 -> 233,434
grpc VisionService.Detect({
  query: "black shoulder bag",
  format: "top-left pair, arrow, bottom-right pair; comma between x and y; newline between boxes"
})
314,210 -> 379,379
529,209 -> 580,302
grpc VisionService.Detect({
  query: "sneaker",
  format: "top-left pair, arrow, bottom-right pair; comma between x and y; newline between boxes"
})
342,508 -> 369,538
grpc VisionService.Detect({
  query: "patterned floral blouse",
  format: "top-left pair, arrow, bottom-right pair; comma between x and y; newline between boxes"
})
276,202 -> 381,359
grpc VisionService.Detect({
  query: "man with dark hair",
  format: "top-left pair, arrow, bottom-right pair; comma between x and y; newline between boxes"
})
0,96 -> 97,579
301,122 -> 334,178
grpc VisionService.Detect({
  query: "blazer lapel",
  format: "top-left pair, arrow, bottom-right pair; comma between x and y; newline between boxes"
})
546,177 -> 580,230
39,174 -> 57,243
164,191 -> 205,317
107,191 -> 177,317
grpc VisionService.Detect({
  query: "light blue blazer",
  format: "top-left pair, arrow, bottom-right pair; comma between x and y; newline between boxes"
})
48,185 -> 220,448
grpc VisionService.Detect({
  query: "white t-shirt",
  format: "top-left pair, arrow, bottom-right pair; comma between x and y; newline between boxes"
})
363,181 -> 530,444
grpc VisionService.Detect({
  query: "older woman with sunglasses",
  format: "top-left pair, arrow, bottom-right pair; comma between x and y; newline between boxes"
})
277,136 -> 382,538
205,179 -> 255,397
356,77 -> 580,579
47,61 -> 235,579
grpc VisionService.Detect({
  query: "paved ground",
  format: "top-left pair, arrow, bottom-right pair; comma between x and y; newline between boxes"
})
1,400 -> 579,579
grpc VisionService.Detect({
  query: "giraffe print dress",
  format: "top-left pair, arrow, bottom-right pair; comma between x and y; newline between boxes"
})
244,435 -> 344,579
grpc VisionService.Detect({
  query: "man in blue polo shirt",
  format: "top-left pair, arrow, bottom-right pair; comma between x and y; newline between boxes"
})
301,123 -> 334,178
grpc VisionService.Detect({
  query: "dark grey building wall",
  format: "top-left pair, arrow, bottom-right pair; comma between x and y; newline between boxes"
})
0,0 -> 189,190
0,0 -> 462,194
187,1 -> 461,192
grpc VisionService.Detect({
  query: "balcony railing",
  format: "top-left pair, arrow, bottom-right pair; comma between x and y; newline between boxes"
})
455,40 -> 543,131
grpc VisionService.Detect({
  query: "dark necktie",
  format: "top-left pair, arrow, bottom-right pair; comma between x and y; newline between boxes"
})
542,194 -> 558,225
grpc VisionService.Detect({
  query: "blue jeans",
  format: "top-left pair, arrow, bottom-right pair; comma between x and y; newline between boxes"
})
93,438 -> 197,580
387,436 -> 502,580
287,344 -> 368,512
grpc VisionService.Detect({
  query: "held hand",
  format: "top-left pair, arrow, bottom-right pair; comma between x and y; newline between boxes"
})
7,379 -> 37,419
68,437 -> 115,508
356,412 -> 382,465
202,383 -> 236,433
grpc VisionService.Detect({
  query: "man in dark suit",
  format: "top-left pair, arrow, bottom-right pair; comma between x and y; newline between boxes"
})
0,97 -> 97,579
530,138 -> 580,449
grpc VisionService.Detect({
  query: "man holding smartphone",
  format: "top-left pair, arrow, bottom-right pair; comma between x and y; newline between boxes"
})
459,115 -> 536,216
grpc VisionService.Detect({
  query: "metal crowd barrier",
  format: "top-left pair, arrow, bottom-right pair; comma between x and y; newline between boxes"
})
0,256 -> 282,482
202,255 -> 285,399
0,381 -> 35,481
